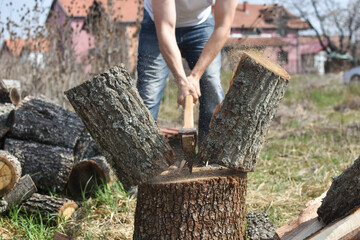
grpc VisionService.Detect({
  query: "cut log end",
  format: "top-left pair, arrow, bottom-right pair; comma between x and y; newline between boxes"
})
67,160 -> 107,199
59,201 -> 78,221
238,51 -> 291,81
0,156 -> 18,196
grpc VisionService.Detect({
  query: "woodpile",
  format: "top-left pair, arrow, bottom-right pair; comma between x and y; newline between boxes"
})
66,53 -> 290,239
0,79 -> 112,223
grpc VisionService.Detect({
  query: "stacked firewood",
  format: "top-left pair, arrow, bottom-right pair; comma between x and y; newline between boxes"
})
0,85 -> 113,221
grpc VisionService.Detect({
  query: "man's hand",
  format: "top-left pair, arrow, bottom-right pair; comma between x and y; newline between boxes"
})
177,75 -> 201,106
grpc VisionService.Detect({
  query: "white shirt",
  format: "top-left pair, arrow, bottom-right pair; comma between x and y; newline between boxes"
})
144,0 -> 213,27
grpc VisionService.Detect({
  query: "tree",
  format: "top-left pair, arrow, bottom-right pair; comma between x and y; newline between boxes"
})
283,0 -> 360,55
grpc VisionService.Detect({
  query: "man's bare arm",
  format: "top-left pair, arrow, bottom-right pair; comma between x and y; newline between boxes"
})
152,0 -> 199,106
187,0 -> 238,86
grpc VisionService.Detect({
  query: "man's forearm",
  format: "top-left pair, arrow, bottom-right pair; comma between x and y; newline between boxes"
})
190,0 -> 238,81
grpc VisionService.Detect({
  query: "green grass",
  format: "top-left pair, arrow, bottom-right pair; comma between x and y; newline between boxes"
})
2,73 -> 360,238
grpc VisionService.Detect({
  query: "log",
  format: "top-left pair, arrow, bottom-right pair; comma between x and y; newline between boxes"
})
53,231 -> 73,240
0,150 -> 21,197
67,156 -> 113,200
4,138 -> 73,192
317,156 -> 360,225
0,106 -> 15,140
8,97 -> 84,149
134,167 -> 247,239
246,212 -> 277,240
73,131 -> 102,163
65,66 -> 175,188
21,193 -> 78,221
199,51 -> 290,171
0,174 -> 37,213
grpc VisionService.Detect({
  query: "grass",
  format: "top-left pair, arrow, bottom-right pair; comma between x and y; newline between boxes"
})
2,73 -> 360,239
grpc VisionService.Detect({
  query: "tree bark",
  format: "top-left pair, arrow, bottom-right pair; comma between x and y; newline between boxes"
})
4,138 -> 73,192
317,156 -> 360,224
1,174 -> 37,213
67,156 -> 113,200
8,97 -> 84,149
0,150 -> 21,197
73,130 -> 102,163
65,66 -> 175,189
199,51 -> 290,171
134,167 -> 247,240
21,193 -> 78,221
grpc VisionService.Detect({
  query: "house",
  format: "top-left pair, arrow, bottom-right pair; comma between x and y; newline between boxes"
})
225,1 -> 311,74
46,0 -> 141,73
45,0 -> 318,75
0,38 -> 49,65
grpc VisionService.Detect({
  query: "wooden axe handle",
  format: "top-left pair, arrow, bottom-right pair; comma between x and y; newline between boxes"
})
183,95 -> 194,129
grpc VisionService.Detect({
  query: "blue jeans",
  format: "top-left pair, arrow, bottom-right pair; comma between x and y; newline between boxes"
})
137,10 -> 224,145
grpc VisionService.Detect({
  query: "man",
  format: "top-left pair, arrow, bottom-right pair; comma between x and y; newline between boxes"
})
137,0 -> 237,145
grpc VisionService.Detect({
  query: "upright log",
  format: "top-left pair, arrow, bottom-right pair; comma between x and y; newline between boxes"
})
4,138 -> 73,192
199,51 -> 290,171
21,193 -> 78,221
65,66 -> 175,188
8,97 -> 84,149
0,150 -> 21,197
317,156 -> 360,224
0,174 -> 37,213
134,167 -> 247,239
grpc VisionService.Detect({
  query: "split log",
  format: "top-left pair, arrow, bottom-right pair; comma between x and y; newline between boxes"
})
65,66 -> 175,188
0,150 -> 21,197
134,167 -> 247,239
0,174 -> 37,213
317,156 -> 360,224
21,193 -> 78,221
199,51 -> 290,171
8,97 -> 84,149
67,156 -> 113,200
4,138 -> 73,192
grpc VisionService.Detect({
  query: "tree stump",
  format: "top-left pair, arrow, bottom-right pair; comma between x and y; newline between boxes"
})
67,156 -> 113,200
65,66 -> 175,188
1,174 -> 37,213
4,138 -> 73,192
21,193 -> 78,221
199,51 -> 290,171
317,156 -> 360,224
134,167 -> 247,239
0,150 -> 21,197
8,97 -> 84,149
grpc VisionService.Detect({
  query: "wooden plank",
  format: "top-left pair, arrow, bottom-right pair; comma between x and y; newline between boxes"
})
307,207 -> 360,240
276,192 -> 327,238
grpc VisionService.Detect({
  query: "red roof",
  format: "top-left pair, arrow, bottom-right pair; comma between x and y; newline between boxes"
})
232,3 -> 309,30
225,37 -> 290,47
57,0 -> 141,22
2,38 -> 49,56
